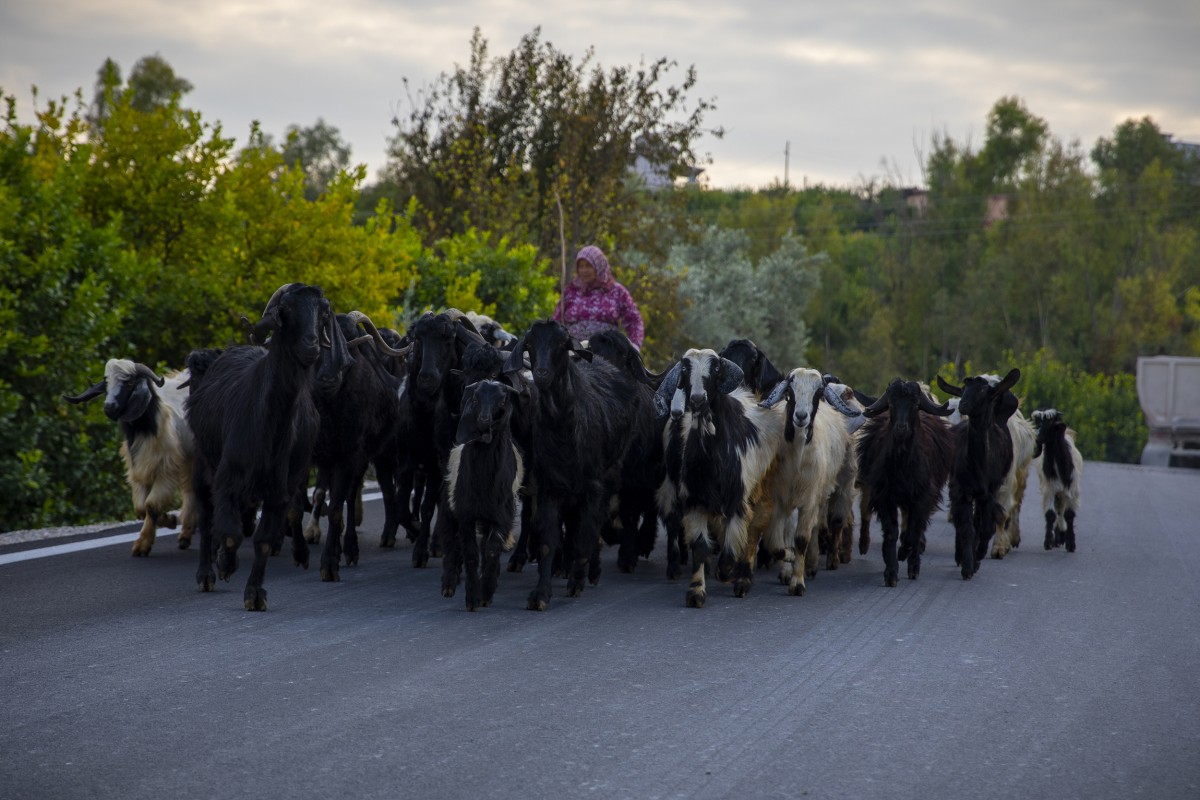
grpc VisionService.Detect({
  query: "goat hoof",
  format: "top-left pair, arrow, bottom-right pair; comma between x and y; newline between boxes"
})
526,592 -> 549,611
787,581 -> 806,597
507,560 -> 525,573
217,552 -> 238,580
412,550 -> 429,569
566,580 -> 584,598
379,533 -> 396,548
685,589 -> 706,608
177,535 -> 192,551
320,566 -> 340,582
481,598 -> 493,608
131,546 -> 152,558
884,571 -> 898,587
243,587 -> 268,612
197,572 -> 216,592
666,563 -> 682,581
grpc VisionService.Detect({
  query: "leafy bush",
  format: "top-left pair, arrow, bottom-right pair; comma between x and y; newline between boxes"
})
936,349 -> 1147,463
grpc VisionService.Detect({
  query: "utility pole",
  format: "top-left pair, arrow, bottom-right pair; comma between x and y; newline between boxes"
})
784,141 -> 790,188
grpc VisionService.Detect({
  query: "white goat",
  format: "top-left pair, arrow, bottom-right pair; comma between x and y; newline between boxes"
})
63,359 -> 195,556
1031,408 -> 1084,552
752,369 -> 858,596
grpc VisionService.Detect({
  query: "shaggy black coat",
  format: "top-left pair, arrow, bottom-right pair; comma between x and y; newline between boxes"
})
938,370 -> 1020,580
187,283 -> 348,611
856,379 -> 955,587
504,320 -> 642,611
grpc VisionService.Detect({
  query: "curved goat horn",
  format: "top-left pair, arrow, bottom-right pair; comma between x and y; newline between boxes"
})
935,375 -> 962,398
860,392 -> 891,418
345,311 -> 412,358
133,363 -> 165,387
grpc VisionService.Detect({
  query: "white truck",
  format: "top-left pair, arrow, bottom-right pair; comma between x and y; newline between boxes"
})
1137,355 -> 1200,467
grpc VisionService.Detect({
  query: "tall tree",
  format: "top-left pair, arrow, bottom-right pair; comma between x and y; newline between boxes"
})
381,27 -> 720,268
281,118 -> 353,201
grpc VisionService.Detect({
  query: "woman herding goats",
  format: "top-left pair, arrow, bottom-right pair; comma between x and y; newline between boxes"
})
553,245 -> 645,349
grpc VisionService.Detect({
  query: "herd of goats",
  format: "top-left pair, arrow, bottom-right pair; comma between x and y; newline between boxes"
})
62,282 -> 1085,612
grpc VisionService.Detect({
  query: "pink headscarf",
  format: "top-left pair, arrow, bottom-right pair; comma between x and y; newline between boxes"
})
571,245 -> 615,290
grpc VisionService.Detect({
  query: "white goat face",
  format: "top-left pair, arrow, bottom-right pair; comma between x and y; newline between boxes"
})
787,369 -> 825,432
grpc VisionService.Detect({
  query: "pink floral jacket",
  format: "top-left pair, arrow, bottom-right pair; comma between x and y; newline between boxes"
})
553,282 -> 645,348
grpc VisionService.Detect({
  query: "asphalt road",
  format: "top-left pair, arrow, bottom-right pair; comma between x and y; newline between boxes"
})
1,461 -> 1198,800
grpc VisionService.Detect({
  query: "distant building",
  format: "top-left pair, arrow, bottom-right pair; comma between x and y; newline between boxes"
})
1164,133 -> 1200,161
630,136 -> 704,190
899,187 -> 1010,226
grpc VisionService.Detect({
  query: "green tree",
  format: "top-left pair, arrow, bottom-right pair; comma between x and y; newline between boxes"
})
380,27 -> 720,266
0,92 -> 144,530
665,226 -> 822,369
281,118 -> 353,201
400,226 -> 558,333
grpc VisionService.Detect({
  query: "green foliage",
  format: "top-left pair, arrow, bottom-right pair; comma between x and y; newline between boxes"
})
280,118 -> 353,201
400,227 -> 558,332
665,226 -> 822,369
937,351 -> 1147,464
0,93 -> 139,530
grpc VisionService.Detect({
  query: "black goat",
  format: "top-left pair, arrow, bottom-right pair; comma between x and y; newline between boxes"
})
936,369 -> 1021,580
443,379 -> 526,610
852,379 -> 955,587
503,320 -> 644,610
396,310 -> 485,567
719,338 -> 785,399
311,312 -> 411,582
587,329 -> 665,573
187,283 -> 352,611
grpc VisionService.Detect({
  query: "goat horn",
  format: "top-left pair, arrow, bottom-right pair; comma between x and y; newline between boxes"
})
918,393 -> 954,416
62,379 -> 107,404
134,363 -> 165,387
935,375 -> 962,397
346,311 -> 412,358
860,392 -> 891,418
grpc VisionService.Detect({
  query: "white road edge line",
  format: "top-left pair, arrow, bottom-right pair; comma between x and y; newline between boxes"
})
0,491 -> 385,566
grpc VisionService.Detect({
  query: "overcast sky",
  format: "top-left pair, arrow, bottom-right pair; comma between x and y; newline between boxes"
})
2,1 -> 1197,189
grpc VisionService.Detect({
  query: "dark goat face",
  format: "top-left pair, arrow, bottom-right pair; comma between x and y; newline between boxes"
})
456,380 -> 515,445
523,320 -> 588,391
408,313 -> 458,399
720,339 -> 781,397
457,341 -> 506,386
885,380 -> 923,440
315,300 -> 356,394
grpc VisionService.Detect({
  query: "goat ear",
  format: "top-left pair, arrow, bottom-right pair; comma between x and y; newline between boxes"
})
758,355 -> 784,396
62,379 -> 107,404
718,358 -> 744,395
935,375 -> 962,397
502,336 -> 527,375
823,383 -> 860,416
571,344 -> 594,362
759,375 -> 790,409
654,362 -> 682,418
995,368 -> 1021,394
